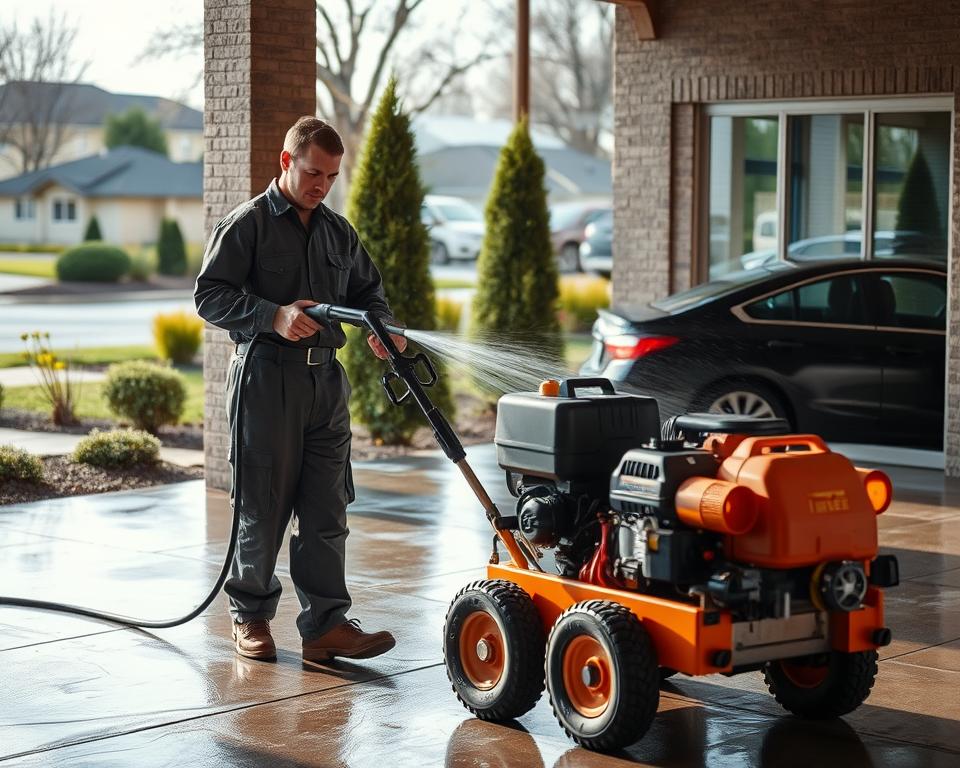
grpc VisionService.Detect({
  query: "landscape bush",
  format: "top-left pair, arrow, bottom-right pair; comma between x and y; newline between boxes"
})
0,445 -> 44,483
83,216 -> 103,241
73,428 -> 160,468
56,243 -> 131,282
153,310 -> 203,364
103,360 -> 186,432
157,218 -> 187,276
557,277 -> 610,332
435,297 -> 463,332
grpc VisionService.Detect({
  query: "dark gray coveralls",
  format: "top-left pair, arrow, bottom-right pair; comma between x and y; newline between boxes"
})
194,179 -> 393,640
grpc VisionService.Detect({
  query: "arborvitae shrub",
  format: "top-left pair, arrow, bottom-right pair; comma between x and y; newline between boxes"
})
343,76 -> 453,444
157,218 -> 187,276
83,216 -> 103,241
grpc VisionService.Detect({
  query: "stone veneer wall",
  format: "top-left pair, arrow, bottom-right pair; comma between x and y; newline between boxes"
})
612,0 -> 960,474
202,0 -> 316,490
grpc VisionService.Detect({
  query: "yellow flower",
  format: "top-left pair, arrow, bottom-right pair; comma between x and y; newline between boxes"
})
54,361 -> 66,370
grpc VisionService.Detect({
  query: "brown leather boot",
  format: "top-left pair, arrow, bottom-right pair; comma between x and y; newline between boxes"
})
232,619 -> 276,660
302,619 -> 396,662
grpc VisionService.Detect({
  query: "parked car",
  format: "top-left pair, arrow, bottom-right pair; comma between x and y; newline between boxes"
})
550,201 -> 611,272
741,230 -> 946,269
578,208 -> 613,277
421,195 -> 485,264
580,259 -> 946,449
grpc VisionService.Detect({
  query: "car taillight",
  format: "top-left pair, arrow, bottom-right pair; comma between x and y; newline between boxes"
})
603,334 -> 679,360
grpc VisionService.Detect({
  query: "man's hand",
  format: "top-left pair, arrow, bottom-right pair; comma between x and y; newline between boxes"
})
367,332 -> 407,360
273,300 -> 322,341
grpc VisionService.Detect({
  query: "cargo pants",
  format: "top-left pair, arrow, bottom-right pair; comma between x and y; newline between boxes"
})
224,343 -> 355,641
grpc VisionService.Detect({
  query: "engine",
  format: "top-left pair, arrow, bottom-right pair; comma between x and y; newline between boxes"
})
494,379 -> 899,622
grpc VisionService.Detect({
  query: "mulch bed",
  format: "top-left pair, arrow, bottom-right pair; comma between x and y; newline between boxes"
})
1,275 -> 195,298
0,394 -> 496,505
0,456 -> 204,506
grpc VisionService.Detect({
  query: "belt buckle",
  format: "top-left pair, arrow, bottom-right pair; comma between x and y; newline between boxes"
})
306,347 -> 323,366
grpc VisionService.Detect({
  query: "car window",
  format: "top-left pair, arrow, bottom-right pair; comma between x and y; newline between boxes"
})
420,205 -> 434,225
744,289 -> 795,321
434,201 -> 482,222
877,273 -> 946,331
794,274 -> 866,325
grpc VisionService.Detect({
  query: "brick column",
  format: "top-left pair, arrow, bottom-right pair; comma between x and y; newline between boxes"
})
203,0 -> 316,490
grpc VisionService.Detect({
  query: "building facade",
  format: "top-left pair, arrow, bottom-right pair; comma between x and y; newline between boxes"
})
611,0 -> 959,471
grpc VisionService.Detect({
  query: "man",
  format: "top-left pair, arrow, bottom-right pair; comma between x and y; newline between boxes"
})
195,116 -> 406,663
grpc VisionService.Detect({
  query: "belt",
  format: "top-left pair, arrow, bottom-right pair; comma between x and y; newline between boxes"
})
237,341 -> 335,366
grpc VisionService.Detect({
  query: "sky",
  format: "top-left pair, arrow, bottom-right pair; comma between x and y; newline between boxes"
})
6,0 -> 206,108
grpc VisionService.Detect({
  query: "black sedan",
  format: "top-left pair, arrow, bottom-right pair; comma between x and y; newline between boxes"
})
580,259 -> 946,449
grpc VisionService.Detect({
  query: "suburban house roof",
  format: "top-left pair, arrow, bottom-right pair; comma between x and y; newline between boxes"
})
0,146 -> 202,199
0,81 -> 202,130
413,116 -> 611,201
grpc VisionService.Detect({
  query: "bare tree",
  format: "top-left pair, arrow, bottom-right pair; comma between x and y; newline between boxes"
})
0,14 -> 89,174
485,0 -> 613,157
141,1 -> 498,192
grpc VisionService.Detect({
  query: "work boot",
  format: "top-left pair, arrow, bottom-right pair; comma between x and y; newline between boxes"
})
232,619 -> 276,660
302,619 -> 396,662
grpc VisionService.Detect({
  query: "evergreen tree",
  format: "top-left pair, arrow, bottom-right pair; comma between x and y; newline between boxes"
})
104,107 -> 169,156
83,215 -> 102,241
343,76 -> 452,443
895,148 -> 942,238
156,218 -> 187,276
471,118 -> 563,377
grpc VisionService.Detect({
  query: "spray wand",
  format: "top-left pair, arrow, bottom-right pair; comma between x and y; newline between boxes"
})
305,303 -> 538,571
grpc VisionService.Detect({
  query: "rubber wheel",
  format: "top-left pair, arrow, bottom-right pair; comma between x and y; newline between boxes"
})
545,600 -> 659,751
763,650 -> 878,719
558,243 -> 581,273
431,241 -> 450,265
444,580 -> 546,720
694,380 -> 791,425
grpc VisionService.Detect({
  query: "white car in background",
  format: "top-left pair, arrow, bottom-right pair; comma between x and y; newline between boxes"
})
421,195 -> 485,264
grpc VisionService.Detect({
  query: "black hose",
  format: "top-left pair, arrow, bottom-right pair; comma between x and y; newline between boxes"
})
0,337 -> 258,628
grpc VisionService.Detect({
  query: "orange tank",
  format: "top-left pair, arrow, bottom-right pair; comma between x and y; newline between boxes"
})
717,435 -> 878,568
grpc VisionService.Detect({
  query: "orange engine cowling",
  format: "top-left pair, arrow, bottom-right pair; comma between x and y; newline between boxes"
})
715,435 -> 885,569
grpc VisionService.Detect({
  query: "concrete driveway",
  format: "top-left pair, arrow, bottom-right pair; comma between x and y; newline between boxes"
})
0,445 -> 958,766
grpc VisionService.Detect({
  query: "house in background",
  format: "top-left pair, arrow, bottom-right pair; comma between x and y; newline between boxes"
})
0,81 -> 203,180
0,146 -> 202,246
413,115 -> 611,209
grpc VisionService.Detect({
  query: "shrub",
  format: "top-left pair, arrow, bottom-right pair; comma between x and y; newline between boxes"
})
343,76 -> 453,444
153,310 -> 203,364
472,118 -> 563,368
557,276 -> 610,332
83,216 -> 103,241
0,445 -> 44,483
103,360 -> 186,432
128,247 -> 156,281
157,218 -> 187,276
435,297 -> 463,332
73,428 -> 160,468
56,243 -> 131,282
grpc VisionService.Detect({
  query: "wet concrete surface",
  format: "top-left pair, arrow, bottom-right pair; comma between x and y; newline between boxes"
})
1,444 -> 958,766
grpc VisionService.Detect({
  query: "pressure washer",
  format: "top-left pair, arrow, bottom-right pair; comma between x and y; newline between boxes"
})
0,304 -> 901,755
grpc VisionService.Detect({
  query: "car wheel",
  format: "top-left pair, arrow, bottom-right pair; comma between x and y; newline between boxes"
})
558,243 -> 580,273
695,381 -> 790,425
431,241 -> 450,265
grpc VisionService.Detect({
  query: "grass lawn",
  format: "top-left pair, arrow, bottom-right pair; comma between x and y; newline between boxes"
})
3,367 -> 204,425
0,345 -> 160,369
0,257 -> 57,278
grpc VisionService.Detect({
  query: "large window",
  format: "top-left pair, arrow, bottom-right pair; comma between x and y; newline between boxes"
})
705,99 -> 951,278
52,198 -> 76,222
14,197 -> 35,220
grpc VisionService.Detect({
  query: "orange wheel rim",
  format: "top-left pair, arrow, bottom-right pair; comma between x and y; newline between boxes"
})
562,635 -> 613,717
779,659 -> 829,689
460,611 -> 505,690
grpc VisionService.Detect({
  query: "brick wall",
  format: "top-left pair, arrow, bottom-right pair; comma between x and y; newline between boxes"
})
202,0 -> 316,490
612,0 -> 960,474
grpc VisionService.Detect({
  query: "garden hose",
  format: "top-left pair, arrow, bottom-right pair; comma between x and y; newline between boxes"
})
0,335 -> 259,628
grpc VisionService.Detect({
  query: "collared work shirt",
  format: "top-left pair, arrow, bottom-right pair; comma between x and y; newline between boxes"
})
195,179 -> 392,347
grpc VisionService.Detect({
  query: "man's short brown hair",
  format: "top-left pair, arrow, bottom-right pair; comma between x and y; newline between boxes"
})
284,116 -> 344,158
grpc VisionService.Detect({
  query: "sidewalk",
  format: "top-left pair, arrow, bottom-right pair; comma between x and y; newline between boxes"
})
0,426 -> 203,467
0,366 -> 107,388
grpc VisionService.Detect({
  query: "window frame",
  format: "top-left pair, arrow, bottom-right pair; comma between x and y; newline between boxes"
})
699,96 -> 954,281
52,197 -> 78,222
14,197 -> 35,221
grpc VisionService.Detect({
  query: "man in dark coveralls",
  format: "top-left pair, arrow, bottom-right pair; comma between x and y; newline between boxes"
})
195,116 -> 406,662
